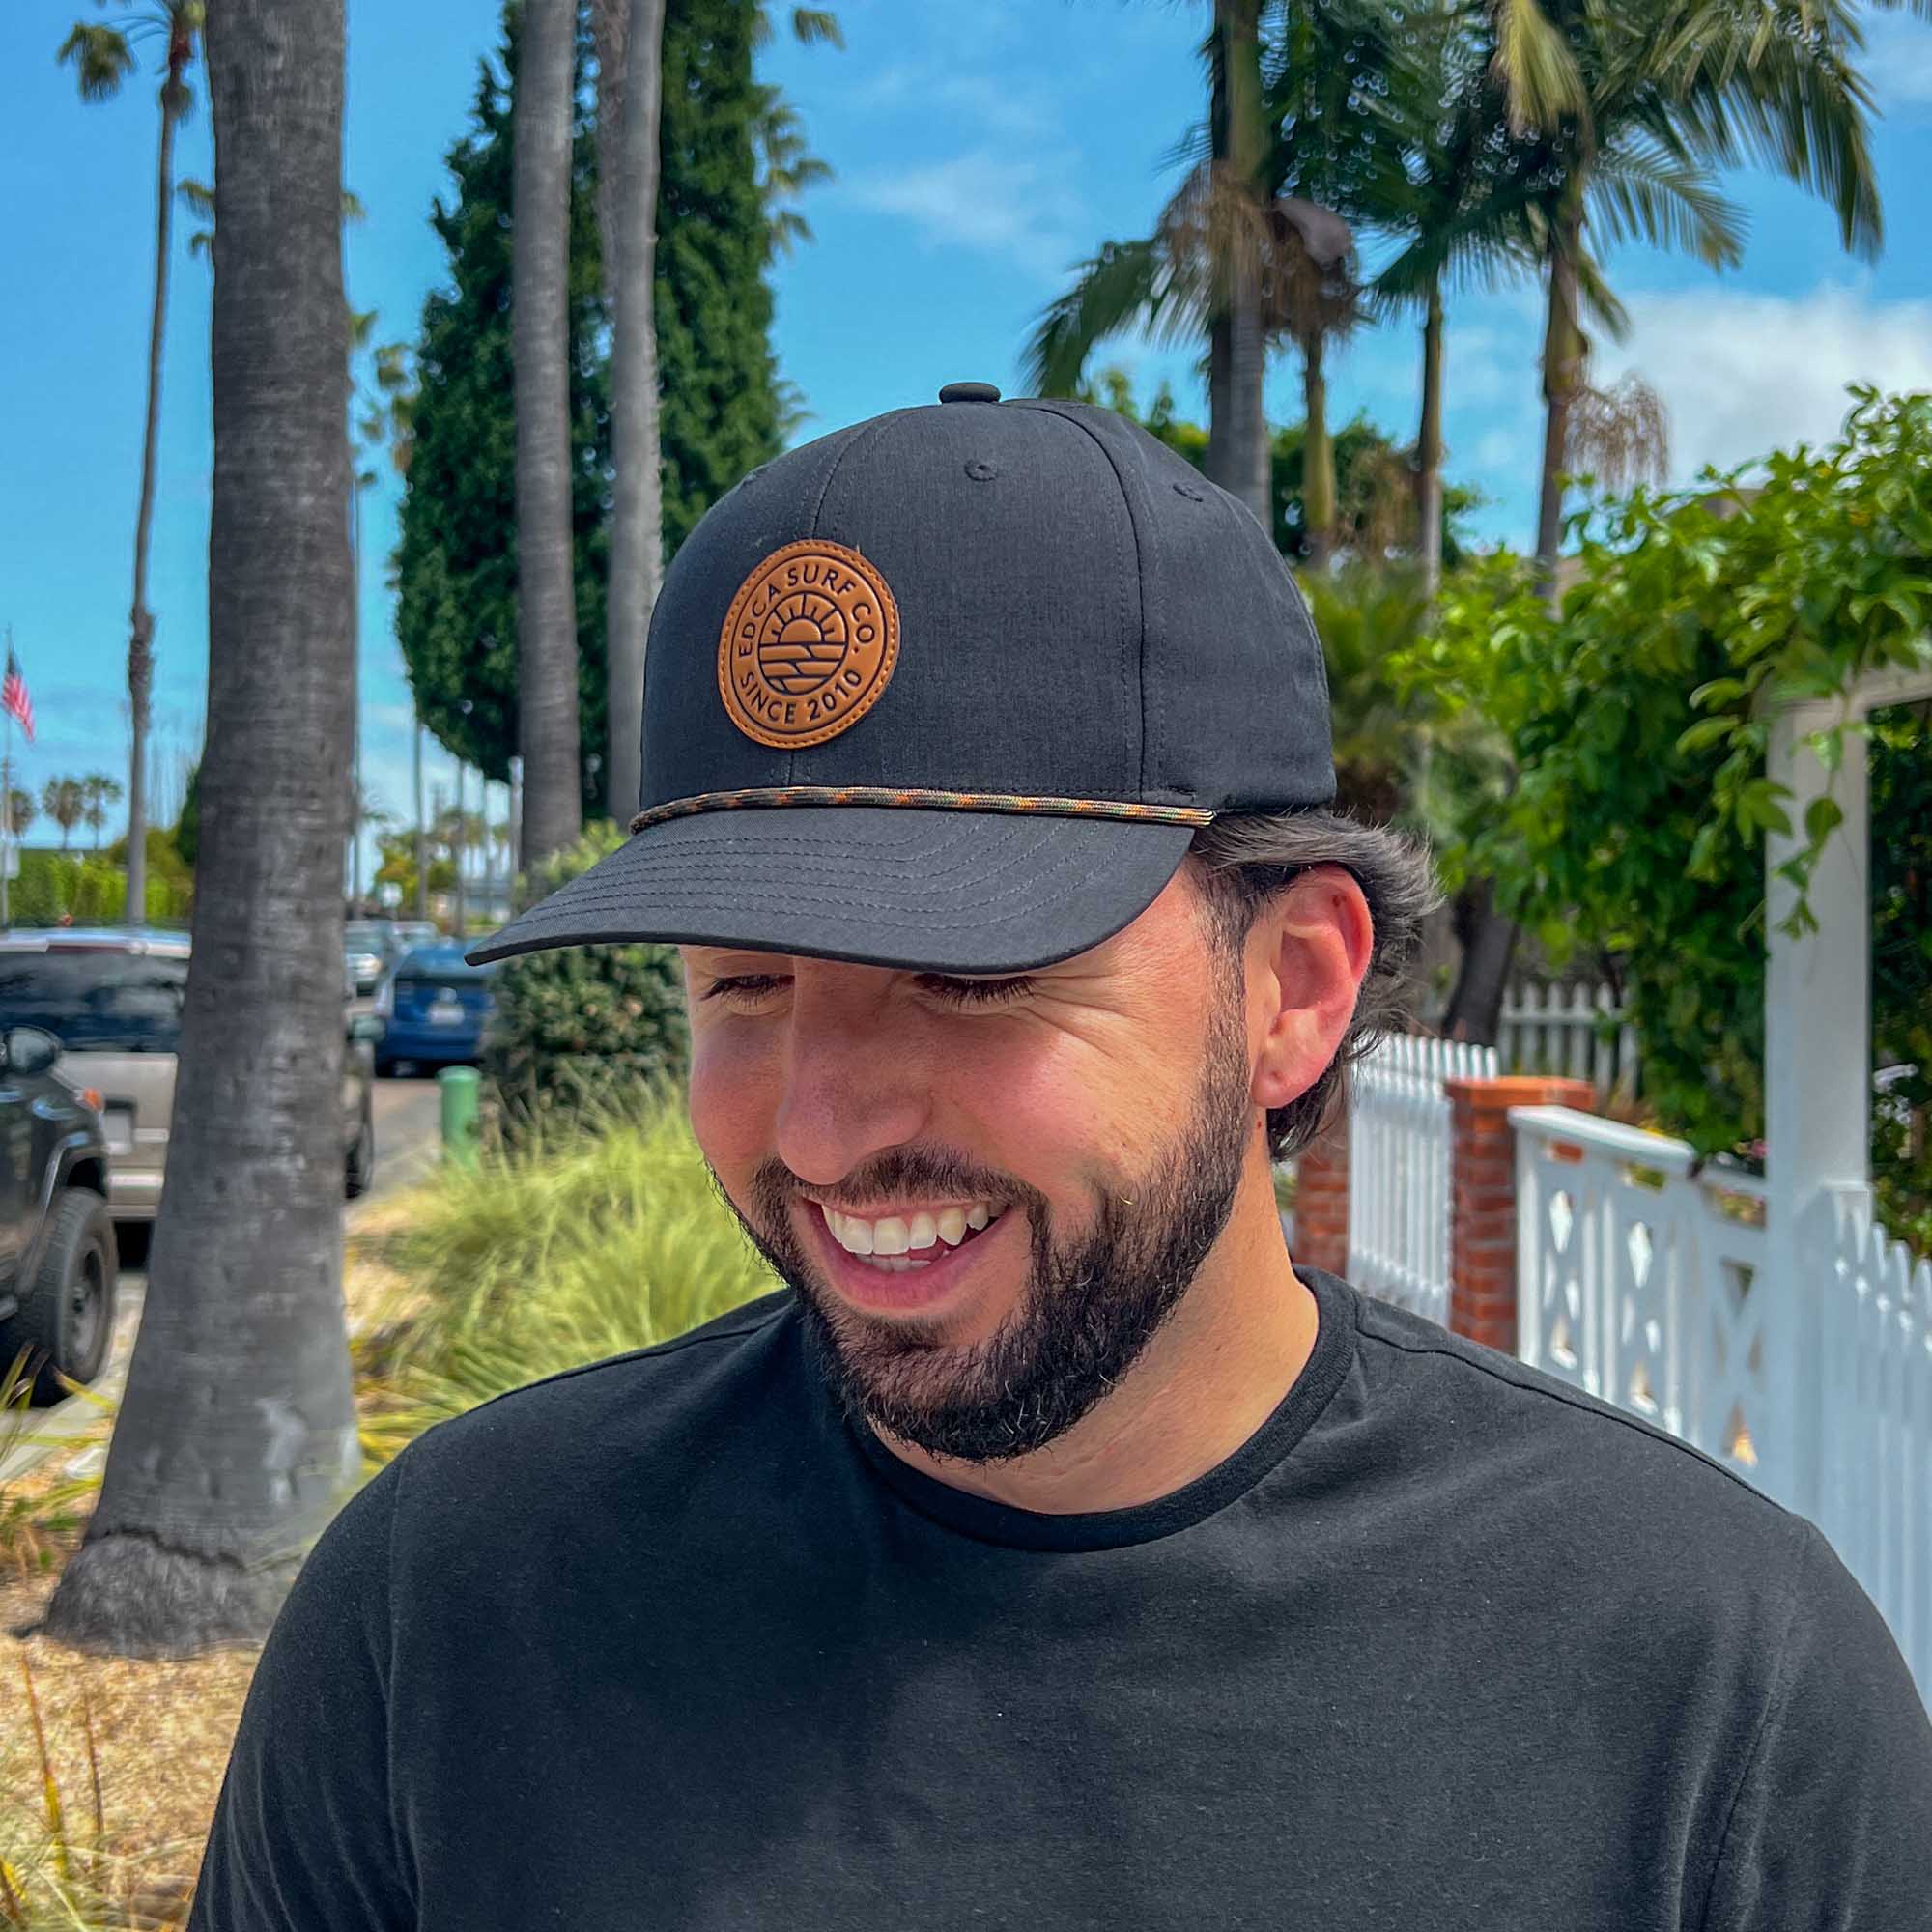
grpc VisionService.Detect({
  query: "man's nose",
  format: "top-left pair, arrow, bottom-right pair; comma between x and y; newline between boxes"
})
771,980 -> 933,1188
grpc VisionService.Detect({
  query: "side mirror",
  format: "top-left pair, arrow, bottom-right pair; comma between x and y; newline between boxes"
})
4,1027 -> 61,1077
349,1014 -> 384,1043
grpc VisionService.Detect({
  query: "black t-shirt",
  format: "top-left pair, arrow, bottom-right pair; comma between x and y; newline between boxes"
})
188,1267 -> 1932,1930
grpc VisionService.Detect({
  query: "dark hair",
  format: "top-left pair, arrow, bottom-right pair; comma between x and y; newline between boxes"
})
1185,809 -> 1441,1160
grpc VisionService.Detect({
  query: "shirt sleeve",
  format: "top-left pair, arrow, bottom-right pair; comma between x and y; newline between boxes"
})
186,1454 -> 414,1931
1700,1517 -> 1932,1931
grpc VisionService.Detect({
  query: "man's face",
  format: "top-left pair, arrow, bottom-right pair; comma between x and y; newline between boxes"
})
682,866 -> 1264,1465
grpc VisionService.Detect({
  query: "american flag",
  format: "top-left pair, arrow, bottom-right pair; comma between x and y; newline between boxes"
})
2,651 -> 33,743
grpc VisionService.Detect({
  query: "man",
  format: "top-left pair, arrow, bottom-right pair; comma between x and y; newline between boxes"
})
190,384 -> 1931,1929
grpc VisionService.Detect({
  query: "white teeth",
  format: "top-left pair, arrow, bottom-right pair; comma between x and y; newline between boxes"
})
860,1253 -> 927,1273
822,1200 -> 1004,1258
830,1209 -> 873,1255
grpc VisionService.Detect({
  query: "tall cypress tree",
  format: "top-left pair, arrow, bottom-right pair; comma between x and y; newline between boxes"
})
396,0 -> 782,805
656,0 -> 778,554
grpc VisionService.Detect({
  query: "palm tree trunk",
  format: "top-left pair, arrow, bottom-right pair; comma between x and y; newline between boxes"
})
1216,0 -> 1271,532
514,0 -> 584,867
1206,313 -> 1234,494
43,0 -> 358,1656
1535,186 -> 1586,597
604,0 -> 667,824
1415,279 -> 1445,596
125,73 -> 186,927
349,480 -> 363,911
1301,331 -> 1334,570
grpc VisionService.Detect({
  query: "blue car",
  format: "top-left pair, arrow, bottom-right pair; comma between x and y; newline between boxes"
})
372,945 -> 498,1076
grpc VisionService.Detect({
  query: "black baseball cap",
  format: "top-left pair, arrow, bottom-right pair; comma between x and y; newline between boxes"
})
468,383 -> 1334,975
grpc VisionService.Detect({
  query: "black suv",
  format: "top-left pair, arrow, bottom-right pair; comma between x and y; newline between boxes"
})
0,1025 -> 117,1406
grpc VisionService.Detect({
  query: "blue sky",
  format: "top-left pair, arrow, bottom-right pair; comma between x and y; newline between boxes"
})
6,0 -> 1932,867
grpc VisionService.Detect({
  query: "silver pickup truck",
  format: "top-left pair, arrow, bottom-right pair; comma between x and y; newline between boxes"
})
0,928 -> 380,1223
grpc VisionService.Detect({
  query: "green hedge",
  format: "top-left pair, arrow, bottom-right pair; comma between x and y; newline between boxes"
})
481,821 -> 689,1140
6,848 -> 192,928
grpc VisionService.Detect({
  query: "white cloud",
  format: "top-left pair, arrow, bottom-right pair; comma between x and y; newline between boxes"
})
1863,14 -> 1932,110
842,148 -> 1089,282
1592,283 -> 1932,479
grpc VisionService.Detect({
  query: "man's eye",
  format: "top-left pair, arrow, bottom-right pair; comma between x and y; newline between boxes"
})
916,974 -> 1036,1007
701,975 -> 788,1004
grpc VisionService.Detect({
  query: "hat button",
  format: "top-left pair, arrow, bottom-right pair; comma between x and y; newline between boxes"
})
938,381 -> 1001,404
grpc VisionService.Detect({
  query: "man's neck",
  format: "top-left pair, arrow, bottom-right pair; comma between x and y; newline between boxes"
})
873,1166 -> 1321,1517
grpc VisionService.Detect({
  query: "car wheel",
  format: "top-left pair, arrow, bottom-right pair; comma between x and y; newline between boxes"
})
0,1186 -> 118,1406
373,1054 -> 395,1079
344,1101 -> 377,1199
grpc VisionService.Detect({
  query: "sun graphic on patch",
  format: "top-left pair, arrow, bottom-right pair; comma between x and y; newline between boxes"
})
718,540 -> 900,749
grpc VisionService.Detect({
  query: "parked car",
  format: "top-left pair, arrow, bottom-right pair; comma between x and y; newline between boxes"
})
373,945 -> 498,1076
0,929 -> 381,1224
0,1022 -> 117,1405
344,920 -> 400,997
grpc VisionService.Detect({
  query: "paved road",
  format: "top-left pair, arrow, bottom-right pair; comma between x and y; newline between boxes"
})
0,1073 -> 448,1484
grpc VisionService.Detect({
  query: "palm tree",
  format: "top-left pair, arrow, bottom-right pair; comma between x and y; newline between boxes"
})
81,773 -> 125,853
58,0 -> 204,930
1487,0 -> 1895,581
7,790 -> 37,841
42,778 -> 86,851
1360,11 -> 1540,595
42,0 -> 358,1654
594,0 -> 668,825
1024,1 -> 1372,542
514,0 -> 583,867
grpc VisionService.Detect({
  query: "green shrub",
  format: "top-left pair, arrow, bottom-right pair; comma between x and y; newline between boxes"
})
361,1094 -> 778,1436
481,820 -> 689,1140
9,844 -> 191,928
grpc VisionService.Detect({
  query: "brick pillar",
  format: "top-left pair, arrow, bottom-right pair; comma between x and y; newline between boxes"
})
1442,1075 -> 1595,1354
1292,1104 -> 1350,1279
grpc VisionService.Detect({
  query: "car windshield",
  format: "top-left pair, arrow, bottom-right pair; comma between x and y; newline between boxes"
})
344,924 -> 395,952
0,949 -> 188,1053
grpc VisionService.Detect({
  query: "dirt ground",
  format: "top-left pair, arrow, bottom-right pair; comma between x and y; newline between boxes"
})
1,1207 -> 424,1927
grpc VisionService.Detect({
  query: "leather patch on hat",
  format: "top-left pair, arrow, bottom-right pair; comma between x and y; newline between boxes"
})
717,540 -> 901,750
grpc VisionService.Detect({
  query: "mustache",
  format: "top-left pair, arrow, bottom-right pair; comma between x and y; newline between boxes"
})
748,1147 -> 1049,1225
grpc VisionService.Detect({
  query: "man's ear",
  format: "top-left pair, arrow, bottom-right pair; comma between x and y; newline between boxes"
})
1246,866 -> 1375,1113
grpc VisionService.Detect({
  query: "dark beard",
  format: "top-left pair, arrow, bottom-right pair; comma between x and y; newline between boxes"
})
710,993 -> 1257,1466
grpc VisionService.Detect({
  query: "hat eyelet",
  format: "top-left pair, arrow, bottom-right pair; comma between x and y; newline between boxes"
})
1172,479 -> 1206,502
964,459 -> 998,482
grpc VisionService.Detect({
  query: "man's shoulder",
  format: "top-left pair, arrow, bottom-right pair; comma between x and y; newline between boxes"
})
1338,1278 -> 1800,1569
386,1288 -> 804,1509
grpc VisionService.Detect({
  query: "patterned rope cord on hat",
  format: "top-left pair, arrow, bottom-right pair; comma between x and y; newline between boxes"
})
629,787 -> 1215,835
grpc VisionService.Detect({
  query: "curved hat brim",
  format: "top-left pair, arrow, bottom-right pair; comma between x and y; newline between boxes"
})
465,806 -> 1197,976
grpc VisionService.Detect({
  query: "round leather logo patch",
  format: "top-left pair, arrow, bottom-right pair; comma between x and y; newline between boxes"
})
717,540 -> 901,750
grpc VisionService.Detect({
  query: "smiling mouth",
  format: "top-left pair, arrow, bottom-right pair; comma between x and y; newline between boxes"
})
813,1200 -> 1009,1273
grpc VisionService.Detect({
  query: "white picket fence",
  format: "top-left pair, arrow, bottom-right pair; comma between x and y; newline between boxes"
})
1347,1035 -> 1497,1328
1512,1105 -> 1932,1700
1498,980 -> 1639,1099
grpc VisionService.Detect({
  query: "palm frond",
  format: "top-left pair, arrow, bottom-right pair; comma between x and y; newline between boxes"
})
56,23 -> 134,101
789,8 -> 843,49
175,176 -> 214,217
1573,249 -> 1630,341
1490,0 -> 1589,134
1019,238 -> 1196,398
1587,134 -> 1744,269
1644,0 -> 1882,259
1566,369 -> 1671,489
